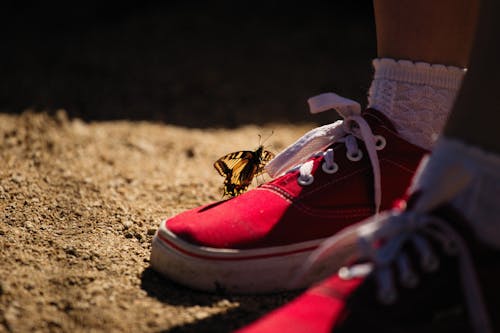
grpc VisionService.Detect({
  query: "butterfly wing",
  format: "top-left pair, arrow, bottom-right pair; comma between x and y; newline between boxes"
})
214,151 -> 252,177
214,147 -> 274,197
256,150 -> 275,175
214,151 -> 255,196
229,152 -> 258,186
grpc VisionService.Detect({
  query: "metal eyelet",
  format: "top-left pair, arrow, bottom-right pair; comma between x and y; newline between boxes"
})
338,267 -> 352,280
339,264 -> 372,280
374,135 -> 387,150
297,174 -> 314,186
322,161 -> 338,174
346,150 -> 363,162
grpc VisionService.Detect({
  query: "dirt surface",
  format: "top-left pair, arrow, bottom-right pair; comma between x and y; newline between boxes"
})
0,2 -> 376,331
0,111 -> 317,332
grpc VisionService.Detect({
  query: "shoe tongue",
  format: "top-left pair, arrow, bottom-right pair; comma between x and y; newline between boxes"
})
362,108 -> 398,133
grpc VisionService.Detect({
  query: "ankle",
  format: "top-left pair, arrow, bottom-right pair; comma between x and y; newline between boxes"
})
368,58 -> 465,149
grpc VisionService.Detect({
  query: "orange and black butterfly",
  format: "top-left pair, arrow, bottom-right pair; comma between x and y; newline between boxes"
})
214,145 -> 274,197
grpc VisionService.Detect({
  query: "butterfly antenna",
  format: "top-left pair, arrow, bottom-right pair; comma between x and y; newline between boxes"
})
258,130 -> 274,148
261,130 -> 274,150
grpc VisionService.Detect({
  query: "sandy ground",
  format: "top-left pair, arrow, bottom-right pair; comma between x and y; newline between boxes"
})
0,110 -> 316,332
0,3 -> 377,331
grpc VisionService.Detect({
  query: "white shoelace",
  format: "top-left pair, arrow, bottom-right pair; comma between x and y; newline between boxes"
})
296,167 -> 492,333
266,93 -> 385,213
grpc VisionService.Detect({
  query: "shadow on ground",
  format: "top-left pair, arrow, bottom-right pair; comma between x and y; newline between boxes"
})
163,309 -> 265,333
141,267 -> 300,332
0,0 -> 376,127
141,267 -> 223,307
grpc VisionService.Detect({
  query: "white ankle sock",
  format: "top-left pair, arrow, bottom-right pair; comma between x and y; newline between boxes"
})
413,137 -> 500,248
368,58 -> 466,150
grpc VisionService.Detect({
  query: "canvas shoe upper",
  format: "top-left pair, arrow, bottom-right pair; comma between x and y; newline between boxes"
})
236,166 -> 499,332
150,93 -> 427,293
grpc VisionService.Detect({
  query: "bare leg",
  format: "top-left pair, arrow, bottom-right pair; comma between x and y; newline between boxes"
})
374,0 -> 479,67
444,0 -> 500,153
368,0 -> 479,150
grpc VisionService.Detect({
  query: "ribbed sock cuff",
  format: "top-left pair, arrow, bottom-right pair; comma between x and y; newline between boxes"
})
372,58 -> 466,90
368,58 -> 466,150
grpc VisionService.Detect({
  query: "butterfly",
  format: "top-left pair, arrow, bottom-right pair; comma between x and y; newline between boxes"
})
214,145 -> 274,197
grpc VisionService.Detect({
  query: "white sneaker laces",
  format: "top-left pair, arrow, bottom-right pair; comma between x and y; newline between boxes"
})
265,93 -> 386,213
297,166 -> 492,333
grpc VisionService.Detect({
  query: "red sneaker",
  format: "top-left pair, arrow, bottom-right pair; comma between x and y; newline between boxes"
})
236,169 -> 499,332
150,93 -> 427,293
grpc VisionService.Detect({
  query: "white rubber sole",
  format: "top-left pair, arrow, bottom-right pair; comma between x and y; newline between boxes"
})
150,220 -> 335,294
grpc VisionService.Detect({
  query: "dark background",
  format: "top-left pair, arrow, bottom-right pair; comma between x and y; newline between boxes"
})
0,1 -> 376,127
